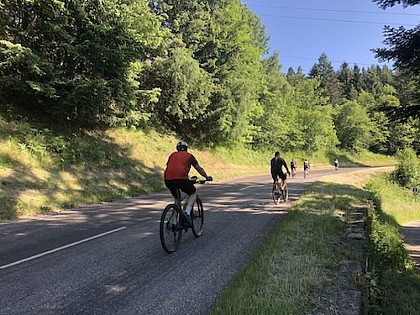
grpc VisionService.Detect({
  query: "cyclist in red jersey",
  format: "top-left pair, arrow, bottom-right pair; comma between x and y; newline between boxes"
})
164,141 -> 211,226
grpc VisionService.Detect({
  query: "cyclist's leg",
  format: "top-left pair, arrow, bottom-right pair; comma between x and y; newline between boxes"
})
271,173 -> 277,192
178,180 -> 197,215
279,173 -> 287,190
165,180 -> 181,205
186,192 -> 197,211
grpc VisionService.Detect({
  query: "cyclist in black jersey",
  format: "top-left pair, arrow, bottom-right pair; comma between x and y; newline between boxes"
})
270,151 -> 290,192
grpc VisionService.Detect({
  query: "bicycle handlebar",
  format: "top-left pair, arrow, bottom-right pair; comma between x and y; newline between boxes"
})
190,176 -> 213,184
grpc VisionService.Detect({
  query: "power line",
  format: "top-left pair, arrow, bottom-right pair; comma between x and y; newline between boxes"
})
246,4 -> 420,17
256,13 -> 417,27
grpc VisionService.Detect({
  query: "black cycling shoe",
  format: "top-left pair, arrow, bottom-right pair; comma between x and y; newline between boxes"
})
181,212 -> 193,228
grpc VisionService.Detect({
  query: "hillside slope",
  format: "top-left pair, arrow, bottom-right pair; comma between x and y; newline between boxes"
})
0,116 -> 395,219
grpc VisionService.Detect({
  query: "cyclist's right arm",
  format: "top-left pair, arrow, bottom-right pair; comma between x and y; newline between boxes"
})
193,163 -> 208,179
190,155 -> 211,180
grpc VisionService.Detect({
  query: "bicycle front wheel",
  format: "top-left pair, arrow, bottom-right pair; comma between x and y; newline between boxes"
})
192,197 -> 204,237
160,204 -> 182,253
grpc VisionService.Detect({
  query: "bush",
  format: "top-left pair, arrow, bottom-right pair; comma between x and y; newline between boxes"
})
393,147 -> 420,188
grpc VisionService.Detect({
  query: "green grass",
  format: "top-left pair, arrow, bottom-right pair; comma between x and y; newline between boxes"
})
211,172 -> 374,315
362,174 -> 420,314
366,174 -> 420,225
210,168 -> 420,315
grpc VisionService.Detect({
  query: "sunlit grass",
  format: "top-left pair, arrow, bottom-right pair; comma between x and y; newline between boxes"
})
362,173 -> 420,313
211,170 -> 379,314
366,174 -> 420,225
211,167 -> 420,314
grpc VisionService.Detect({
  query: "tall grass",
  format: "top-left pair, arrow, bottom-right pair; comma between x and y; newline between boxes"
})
362,174 -> 420,314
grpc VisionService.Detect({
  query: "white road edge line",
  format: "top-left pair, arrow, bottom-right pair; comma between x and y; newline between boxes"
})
0,226 -> 127,270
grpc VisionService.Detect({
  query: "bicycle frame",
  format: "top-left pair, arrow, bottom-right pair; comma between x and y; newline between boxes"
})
160,176 -> 210,253
272,175 -> 288,204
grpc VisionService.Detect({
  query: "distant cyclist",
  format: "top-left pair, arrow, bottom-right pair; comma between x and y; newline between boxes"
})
334,158 -> 339,171
290,158 -> 297,178
270,151 -> 290,192
164,141 -> 212,227
303,159 -> 310,178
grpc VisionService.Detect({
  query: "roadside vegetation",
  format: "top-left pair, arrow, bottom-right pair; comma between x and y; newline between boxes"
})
210,156 -> 420,314
362,149 -> 420,314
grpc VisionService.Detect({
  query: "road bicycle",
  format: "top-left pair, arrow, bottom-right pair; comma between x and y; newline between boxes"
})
272,177 -> 288,204
160,176 -> 211,253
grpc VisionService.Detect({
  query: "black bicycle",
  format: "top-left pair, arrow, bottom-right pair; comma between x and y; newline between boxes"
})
160,176 -> 211,253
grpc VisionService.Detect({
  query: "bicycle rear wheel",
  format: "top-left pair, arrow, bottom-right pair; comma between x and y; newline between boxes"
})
160,204 -> 182,253
191,197 -> 204,237
272,188 -> 281,205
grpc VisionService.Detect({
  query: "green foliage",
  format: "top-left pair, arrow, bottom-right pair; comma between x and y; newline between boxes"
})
309,53 -> 343,104
251,52 -> 294,149
365,206 -> 411,271
363,174 -> 420,314
337,62 -> 354,100
372,0 -> 420,120
0,40 -> 59,106
335,100 -> 375,151
392,147 -> 420,188
0,0 -> 419,152
0,0 -> 164,126
140,45 -> 213,141
287,77 -> 339,152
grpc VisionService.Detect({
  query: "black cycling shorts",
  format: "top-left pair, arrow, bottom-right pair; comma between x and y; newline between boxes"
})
165,179 -> 196,199
271,172 -> 287,182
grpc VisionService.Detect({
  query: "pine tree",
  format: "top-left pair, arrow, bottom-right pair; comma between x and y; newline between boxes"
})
309,53 -> 343,104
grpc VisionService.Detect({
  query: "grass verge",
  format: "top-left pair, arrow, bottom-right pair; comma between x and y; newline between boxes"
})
210,169 -> 376,314
362,174 -> 420,314
210,168 -> 420,315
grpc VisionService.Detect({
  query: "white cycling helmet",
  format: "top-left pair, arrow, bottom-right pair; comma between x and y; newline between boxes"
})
176,140 -> 188,151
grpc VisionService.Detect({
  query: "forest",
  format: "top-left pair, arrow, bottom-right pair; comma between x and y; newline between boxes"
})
1,0 -> 419,155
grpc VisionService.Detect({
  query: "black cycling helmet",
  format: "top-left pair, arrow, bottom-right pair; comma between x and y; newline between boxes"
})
176,140 -> 188,151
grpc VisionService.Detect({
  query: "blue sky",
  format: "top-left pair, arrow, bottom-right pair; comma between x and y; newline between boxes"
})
241,0 -> 420,74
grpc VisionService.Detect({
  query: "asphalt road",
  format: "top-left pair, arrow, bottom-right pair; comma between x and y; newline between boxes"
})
0,168 -> 348,315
